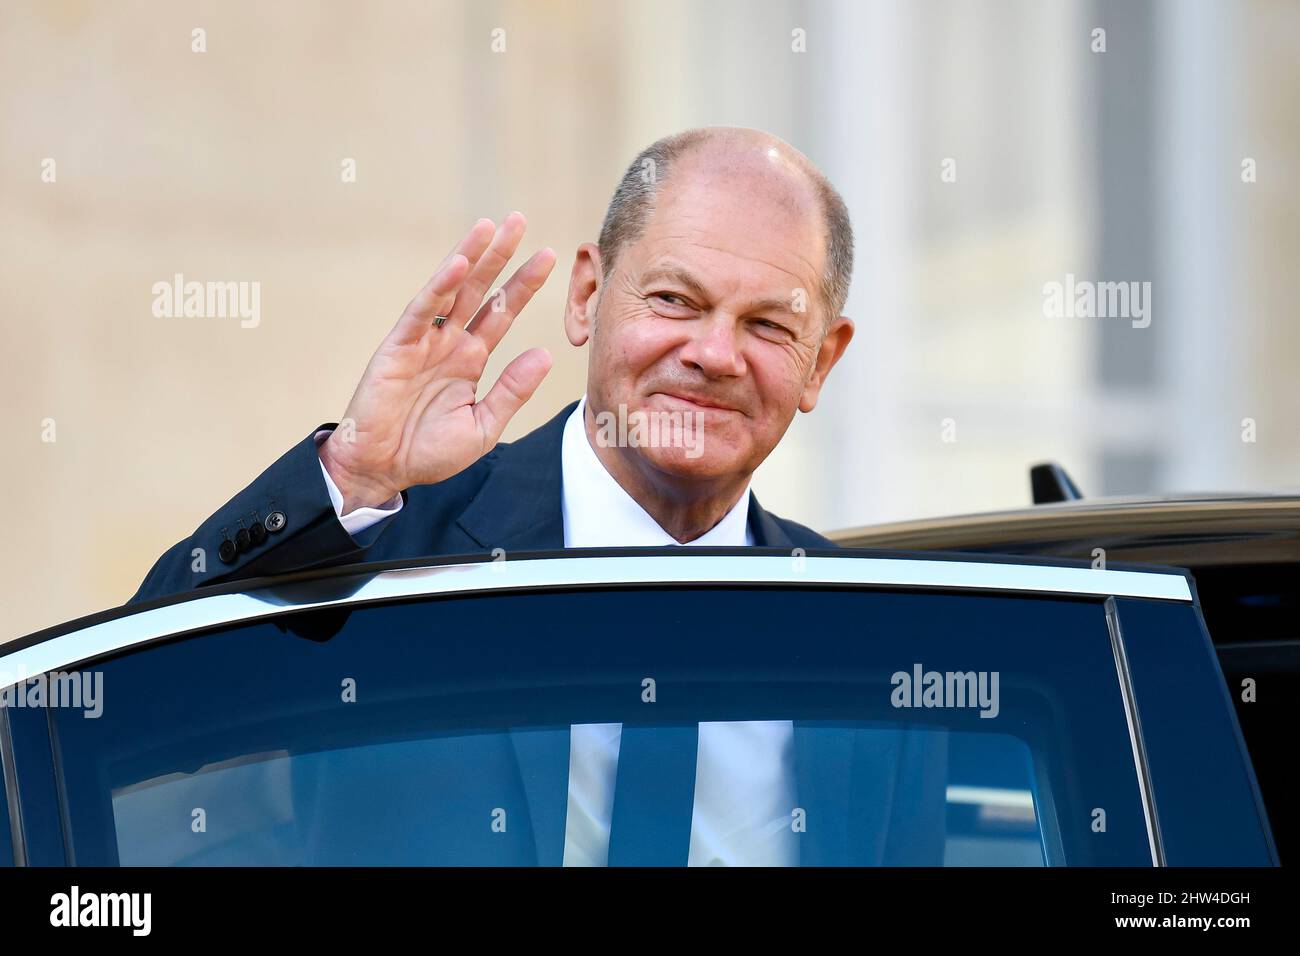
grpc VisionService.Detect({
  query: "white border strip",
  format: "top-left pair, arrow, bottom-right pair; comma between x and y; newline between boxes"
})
1,555 -> 1191,682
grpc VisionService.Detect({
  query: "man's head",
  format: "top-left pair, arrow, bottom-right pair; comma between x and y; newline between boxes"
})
564,126 -> 855,492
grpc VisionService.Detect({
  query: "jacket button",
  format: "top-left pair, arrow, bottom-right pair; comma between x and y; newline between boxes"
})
218,539 -> 237,564
234,528 -> 251,553
249,522 -> 268,547
265,511 -> 287,534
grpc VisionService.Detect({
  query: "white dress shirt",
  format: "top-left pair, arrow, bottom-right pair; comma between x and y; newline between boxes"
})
313,429 -> 406,534
317,399 -> 796,866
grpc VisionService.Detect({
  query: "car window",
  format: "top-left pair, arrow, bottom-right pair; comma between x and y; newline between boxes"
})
1190,562 -> 1298,861
0,720 -> 14,866
47,585 -> 1153,865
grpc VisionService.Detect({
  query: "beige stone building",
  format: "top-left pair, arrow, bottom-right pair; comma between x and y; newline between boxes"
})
2,0 -> 1296,639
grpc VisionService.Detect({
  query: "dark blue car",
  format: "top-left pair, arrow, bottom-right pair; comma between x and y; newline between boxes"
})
0,549 -> 1278,866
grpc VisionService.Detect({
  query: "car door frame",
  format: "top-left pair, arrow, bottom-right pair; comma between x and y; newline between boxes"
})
0,547 -> 1274,867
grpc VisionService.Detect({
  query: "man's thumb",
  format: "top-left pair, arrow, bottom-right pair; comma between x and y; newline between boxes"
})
475,347 -> 553,444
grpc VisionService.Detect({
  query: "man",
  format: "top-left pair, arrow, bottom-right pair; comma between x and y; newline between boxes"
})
131,126 -> 857,865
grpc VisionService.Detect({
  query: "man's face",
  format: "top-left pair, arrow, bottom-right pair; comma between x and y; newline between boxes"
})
573,153 -> 852,486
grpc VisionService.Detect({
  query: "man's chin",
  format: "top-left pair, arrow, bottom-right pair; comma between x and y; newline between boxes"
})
633,443 -> 745,482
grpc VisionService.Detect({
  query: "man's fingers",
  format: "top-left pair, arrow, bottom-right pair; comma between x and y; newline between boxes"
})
465,247 -> 557,353
444,212 -> 528,328
391,253 -> 471,344
390,218 -> 497,344
440,216 -> 497,276
473,347 -> 553,447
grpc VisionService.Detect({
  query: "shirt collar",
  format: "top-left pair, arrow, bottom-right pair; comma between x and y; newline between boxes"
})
560,396 -> 754,547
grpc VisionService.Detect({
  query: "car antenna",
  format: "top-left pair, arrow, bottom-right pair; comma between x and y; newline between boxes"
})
1030,462 -> 1084,504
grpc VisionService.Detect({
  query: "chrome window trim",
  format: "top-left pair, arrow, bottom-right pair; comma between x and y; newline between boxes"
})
0,707 -> 25,866
1,553 -> 1191,682
1104,596 -> 1165,866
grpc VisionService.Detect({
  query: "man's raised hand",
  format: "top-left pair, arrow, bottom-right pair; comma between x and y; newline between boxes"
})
318,213 -> 557,513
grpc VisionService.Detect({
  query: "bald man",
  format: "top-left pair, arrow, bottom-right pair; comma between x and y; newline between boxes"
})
131,126 -> 858,865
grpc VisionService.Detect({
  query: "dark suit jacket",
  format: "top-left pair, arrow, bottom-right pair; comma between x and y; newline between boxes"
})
129,399 -> 836,606
129,399 -> 950,865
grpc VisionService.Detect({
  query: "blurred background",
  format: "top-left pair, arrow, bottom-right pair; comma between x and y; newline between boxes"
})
2,0 -> 1296,639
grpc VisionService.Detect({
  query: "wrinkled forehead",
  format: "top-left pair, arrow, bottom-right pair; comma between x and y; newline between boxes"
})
632,156 -> 827,302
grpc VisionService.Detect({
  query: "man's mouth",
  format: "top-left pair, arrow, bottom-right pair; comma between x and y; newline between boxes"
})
653,391 -> 740,413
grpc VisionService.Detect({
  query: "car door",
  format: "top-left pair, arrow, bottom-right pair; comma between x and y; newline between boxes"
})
0,550 -> 1276,866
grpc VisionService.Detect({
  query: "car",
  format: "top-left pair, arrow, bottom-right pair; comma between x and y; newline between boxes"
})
831,466 -> 1299,864
0,548 -> 1276,866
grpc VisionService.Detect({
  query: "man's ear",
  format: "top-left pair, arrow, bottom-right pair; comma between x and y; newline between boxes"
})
799,315 -> 855,413
564,242 -> 602,347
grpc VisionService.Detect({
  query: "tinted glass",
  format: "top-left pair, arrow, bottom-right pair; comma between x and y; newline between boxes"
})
48,586 -> 1152,865
1195,563 -> 1299,861
0,720 -> 13,866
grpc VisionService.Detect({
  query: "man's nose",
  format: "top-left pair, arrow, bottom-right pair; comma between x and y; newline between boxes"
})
678,315 -> 745,377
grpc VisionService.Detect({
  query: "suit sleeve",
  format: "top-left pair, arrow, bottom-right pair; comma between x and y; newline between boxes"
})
126,424 -> 396,606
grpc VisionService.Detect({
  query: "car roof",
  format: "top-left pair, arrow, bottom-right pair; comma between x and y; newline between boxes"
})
829,493 -> 1300,568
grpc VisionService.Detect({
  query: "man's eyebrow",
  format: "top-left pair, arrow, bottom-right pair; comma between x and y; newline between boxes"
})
639,266 -> 711,299
638,265 -> 800,316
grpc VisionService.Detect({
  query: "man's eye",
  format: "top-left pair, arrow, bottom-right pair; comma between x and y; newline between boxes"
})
654,293 -> 686,306
756,319 -> 790,335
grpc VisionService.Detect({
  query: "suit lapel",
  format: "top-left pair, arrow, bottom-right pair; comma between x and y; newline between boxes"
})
790,722 -> 855,866
508,725 -> 572,866
747,493 -> 793,548
455,400 -> 576,553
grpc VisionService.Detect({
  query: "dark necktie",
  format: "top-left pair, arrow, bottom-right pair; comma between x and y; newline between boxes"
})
606,723 -> 699,866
